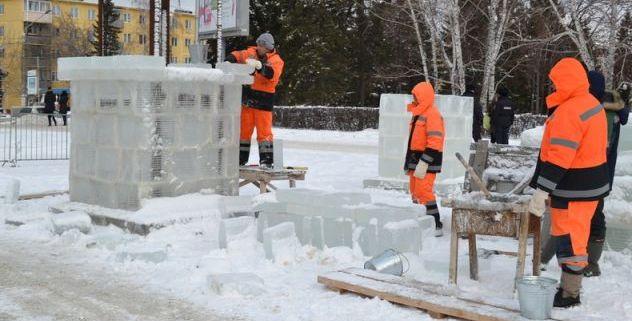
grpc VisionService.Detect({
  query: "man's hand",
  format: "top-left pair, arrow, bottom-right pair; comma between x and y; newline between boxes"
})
246,58 -> 262,70
528,189 -> 549,217
414,162 -> 429,179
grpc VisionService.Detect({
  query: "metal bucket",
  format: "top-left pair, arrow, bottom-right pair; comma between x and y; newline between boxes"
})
364,249 -> 409,276
517,276 -> 558,320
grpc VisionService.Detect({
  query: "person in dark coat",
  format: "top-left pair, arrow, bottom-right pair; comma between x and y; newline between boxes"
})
490,87 -> 514,144
59,91 -> 69,126
43,87 -> 57,126
463,83 -> 483,142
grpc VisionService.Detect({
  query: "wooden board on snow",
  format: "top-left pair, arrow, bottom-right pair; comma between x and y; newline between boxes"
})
318,268 -> 567,321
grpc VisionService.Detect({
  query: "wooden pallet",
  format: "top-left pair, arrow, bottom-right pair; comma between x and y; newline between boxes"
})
318,268 -> 566,321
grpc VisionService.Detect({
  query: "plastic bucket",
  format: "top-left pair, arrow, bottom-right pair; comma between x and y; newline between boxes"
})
364,249 -> 409,276
517,276 -> 558,320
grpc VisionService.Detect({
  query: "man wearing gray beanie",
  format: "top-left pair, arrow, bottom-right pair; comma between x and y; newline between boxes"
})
226,32 -> 285,168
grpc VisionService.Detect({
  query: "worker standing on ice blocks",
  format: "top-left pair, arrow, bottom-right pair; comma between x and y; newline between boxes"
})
226,32 -> 285,168
404,82 -> 445,237
528,58 -> 610,308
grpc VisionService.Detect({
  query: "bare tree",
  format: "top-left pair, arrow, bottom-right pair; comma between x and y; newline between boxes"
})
52,13 -> 94,57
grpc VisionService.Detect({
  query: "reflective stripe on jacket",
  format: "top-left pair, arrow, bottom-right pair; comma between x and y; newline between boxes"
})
530,58 -> 610,201
404,82 -> 445,173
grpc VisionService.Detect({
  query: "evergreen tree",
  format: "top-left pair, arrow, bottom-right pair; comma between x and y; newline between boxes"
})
91,0 -> 122,56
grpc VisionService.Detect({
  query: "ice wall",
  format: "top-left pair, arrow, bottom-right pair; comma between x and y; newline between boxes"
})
58,56 -> 253,210
377,94 -> 473,181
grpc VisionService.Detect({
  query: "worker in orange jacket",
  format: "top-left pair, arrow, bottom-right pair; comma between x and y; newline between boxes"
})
404,82 -> 445,237
529,58 -> 610,308
226,33 -> 285,168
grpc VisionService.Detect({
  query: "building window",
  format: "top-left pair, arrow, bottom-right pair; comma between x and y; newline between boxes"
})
88,9 -> 96,21
123,13 -> 131,23
185,39 -> 191,47
170,57 -> 177,64
51,71 -> 57,81
139,15 -> 145,25
0,46 -> 4,58
53,5 -> 60,16
0,4 -> 4,15
185,19 -> 192,30
0,26 -> 4,37
185,57 -> 191,63
139,34 -> 147,44
70,7 -> 78,18
124,33 -> 132,43
171,37 -> 178,47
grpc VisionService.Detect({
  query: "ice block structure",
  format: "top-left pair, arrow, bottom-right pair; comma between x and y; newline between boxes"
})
365,93 -> 473,191
57,56 -> 253,210
255,188 -> 434,256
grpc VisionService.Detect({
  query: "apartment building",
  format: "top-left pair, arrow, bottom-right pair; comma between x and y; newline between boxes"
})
0,0 -> 196,109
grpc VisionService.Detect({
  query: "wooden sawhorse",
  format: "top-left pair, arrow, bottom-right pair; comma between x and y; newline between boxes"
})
445,200 -> 541,286
239,167 -> 307,194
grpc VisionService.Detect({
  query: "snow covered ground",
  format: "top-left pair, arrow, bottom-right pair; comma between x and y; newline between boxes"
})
0,128 -> 630,321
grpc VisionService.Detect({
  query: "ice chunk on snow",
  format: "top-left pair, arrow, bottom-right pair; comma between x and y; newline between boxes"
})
115,247 -> 168,263
207,273 -> 266,297
262,222 -> 301,264
381,219 -> 422,254
51,211 -> 92,235
3,178 -> 20,204
520,126 -> 544,147
219,216 -> 255,249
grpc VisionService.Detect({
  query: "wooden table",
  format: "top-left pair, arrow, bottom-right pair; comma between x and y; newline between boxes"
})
442,197 -> 541,287
239,166 -> 307,194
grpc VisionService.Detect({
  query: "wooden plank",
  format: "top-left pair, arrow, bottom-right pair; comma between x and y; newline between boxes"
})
324,268 -> 570,321
318,271 -> 525,321
468,233 -> 479,281
515,212 -> 530,288
19,190 -> 68,200
531,215 -> 542,276
470,141 -> 489,193
449,215 -> 459,285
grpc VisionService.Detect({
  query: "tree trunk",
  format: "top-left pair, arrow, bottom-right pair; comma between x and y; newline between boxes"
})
406,0 -> 430,80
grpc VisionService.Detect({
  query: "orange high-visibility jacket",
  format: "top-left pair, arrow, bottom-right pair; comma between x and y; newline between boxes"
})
230,47 -> 284,111
404,82 -> 445,173
530,58 -> 610,201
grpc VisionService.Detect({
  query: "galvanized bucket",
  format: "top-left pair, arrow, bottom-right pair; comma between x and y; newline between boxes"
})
517,276 -> 558,320
364,249 -> 410,276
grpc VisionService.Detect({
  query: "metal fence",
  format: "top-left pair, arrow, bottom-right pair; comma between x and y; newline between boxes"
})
0,108 -> 70,166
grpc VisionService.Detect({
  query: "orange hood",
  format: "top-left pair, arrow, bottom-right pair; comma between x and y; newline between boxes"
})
408,82 -> 435,116
546,58 -> 590,109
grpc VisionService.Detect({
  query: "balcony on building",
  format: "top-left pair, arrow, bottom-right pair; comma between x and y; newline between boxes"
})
24,0 -> 53,24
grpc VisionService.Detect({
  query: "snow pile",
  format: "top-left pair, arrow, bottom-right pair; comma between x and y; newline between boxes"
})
50,211 -> 92,235
520,126 -> 544,147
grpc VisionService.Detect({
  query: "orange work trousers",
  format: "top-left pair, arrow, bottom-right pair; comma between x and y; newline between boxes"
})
240,106 -> 273,143
550,200 -> 598,272
409,172 -> 438,215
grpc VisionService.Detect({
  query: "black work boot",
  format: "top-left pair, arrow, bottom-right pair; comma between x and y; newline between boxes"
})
554,272 -> 582,308
239,140 -> 251,166
584,240 -> 604,277
259,141 -> 273,169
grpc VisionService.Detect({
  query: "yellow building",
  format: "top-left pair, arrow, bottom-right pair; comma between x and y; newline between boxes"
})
0,0 -> 196,110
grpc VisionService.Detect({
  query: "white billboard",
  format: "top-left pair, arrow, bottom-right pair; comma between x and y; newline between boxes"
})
198,0 -> 249,39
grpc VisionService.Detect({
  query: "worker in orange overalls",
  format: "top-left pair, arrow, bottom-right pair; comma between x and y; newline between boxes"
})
404,82 -> 445,237
529,58 -> 610,308
226,33 -> 285,168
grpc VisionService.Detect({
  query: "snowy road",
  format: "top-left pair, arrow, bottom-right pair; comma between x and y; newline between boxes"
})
0,236 -> 238,321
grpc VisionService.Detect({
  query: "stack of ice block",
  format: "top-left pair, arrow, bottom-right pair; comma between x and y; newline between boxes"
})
58,56 -> 253,210
374,93 -> 473,182
255,188 -> 434,256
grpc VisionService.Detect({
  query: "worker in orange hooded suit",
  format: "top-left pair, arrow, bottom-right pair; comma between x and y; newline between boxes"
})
404,82 -> 445,237
529,58 -> 610,308
226,33 -> 285,168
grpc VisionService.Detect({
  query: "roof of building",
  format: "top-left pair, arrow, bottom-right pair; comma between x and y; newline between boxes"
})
67,0 -> 194,13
